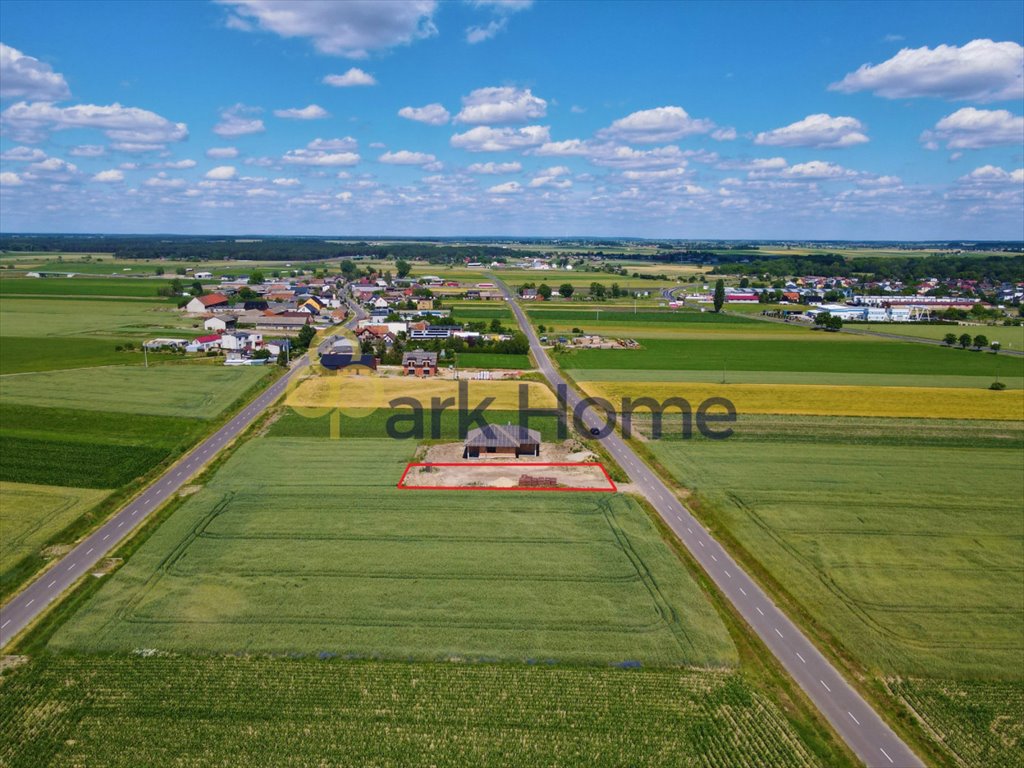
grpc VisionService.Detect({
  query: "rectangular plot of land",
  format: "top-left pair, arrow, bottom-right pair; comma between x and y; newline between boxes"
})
398,462 -> 616,492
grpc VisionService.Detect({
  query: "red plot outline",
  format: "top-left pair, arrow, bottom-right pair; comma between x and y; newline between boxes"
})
397,461 -> 617,492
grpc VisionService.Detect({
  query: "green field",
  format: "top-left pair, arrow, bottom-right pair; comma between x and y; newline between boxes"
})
647,433 -> 1023,678
889,677 -> 1022,768
0,482 -> 110,573
456,352 -> 532,369
556,337 -> 1023,378
0,336 -> 183,374
568,368 -> 1023,389
449,304 -> 514,321
0,275 -> 176,298
0,365 -> 268,418
0,297 -> 195,338
53,437 -> 733,665
0,656 -> 825,768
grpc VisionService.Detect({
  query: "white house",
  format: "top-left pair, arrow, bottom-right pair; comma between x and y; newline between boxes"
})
220,331 -> 263,352
204,315 -> 237,332
194,271 -> 214,280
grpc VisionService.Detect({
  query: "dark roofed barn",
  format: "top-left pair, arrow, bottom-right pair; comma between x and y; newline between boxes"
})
463,423 -> 541,459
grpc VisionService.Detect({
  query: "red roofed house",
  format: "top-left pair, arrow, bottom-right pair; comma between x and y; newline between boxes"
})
188,333 -> 222,352
185,293 -> 229,314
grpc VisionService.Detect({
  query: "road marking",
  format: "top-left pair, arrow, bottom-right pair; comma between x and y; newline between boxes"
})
117,521 -> 124,527
848,711 -> 860,726
756,606 -> 765,616
710,554 -> 718,562
25,599 -> 34,607
86,548 -> 93,555
132,510 -> 138,516
698,540 -> 705,548
1,620 -> 9,629
102,534 -> 110,541
48,580 -> 56,588
724,570 -> 731,578
880,747 -> 894,764
739,587 -> 747,596
820,679 -> 832,692
687,527 -> 692,534
774,627 -> 784,638
67,563 -> 76,571
796,652 -> 806,663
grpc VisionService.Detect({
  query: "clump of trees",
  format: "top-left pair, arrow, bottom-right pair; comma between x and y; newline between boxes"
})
814,312 -> 843,331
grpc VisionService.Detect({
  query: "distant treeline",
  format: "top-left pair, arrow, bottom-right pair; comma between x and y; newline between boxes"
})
0,235 -> 545,264
710,252 -> 1024,283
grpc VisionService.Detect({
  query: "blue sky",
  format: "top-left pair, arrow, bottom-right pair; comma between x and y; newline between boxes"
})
1,0 -> 1022,238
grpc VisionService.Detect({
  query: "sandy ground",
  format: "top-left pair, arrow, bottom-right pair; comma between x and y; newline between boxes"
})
403,441 -> 613,490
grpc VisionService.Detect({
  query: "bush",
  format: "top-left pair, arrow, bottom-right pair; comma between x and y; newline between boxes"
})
989,381 -> 1007,391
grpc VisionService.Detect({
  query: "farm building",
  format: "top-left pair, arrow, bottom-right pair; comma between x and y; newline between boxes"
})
403,350 -> 438,377
185,293 -> 229,314
463,424 -> 541,459
204,315 -> 237,332
255,315 -> 310,331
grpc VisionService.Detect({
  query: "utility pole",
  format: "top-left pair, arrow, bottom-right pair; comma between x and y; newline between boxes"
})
143,343 -> 148,369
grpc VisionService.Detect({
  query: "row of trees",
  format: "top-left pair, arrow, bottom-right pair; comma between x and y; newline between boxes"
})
943,333 -> 999,351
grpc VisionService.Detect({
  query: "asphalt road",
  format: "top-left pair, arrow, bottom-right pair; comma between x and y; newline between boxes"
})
0,303 -> 369,649
500,280 -> 924,768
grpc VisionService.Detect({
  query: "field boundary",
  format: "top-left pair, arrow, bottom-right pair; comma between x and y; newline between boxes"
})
397,461 -> 617,492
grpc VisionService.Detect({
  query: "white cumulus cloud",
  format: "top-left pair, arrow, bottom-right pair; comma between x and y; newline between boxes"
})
205,165 -> 237,180
274,104 -> 329,120
207,146 -> 239,158
960,165 -> 1024,183
398,103 -> 450,125
213,104 -> 264,137
466,161 -> 521,174
754,113 -> 869,148
272,177 -> 301,186
322,68 -> 377,87
0,101 -> 188,147
92,169 -> 124,182
598,106 -> 715,143
379,150 -> 438,166
455,86 -> 546,124
0,43 -> 70,101
0,171 -> 24,186
920,107 -> 1024,150
830,39 -> 1024,102
307,137 -> 358,151
221,0 -> 438,58
450,125 -> 549,152
282,148 -> 360,166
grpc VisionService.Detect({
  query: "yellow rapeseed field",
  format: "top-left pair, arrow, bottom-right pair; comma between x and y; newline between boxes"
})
286,375 -> 557,411
584,381 -> 1024,421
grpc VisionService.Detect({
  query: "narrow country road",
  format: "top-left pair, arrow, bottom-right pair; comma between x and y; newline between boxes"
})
0,303 -> 365,649
501,280 -> 924,768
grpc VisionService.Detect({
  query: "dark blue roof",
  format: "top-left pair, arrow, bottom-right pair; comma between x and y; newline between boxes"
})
319,353 -> 377,370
